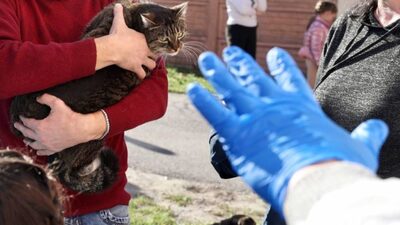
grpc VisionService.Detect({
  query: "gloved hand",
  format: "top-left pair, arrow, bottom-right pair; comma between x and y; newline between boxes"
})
187,46 -> 388,216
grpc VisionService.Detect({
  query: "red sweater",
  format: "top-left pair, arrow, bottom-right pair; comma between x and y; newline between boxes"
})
0,0 -> 168,217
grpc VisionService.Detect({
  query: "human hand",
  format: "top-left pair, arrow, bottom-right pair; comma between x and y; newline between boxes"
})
96,3 -> 156,79
187,46 -> 388,216
13,94 -> 106,155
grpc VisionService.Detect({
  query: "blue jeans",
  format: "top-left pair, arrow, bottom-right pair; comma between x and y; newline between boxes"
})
64,205 -> 130,225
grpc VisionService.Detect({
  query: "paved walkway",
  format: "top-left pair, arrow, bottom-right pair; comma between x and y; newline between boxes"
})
125,93 -> 248,191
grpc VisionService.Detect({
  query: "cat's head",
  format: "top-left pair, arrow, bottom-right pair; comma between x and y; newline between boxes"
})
132,2 -> 188,56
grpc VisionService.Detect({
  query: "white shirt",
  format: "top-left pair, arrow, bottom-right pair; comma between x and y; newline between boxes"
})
284,162 -> 400,225
226,0 -> 267,27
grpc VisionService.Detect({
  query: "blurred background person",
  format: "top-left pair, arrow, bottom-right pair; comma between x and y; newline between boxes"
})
225,0 -> 267,58
298,0 -> 337,88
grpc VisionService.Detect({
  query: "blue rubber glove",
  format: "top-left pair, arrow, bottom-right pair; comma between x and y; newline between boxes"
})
187,46 -> 388,216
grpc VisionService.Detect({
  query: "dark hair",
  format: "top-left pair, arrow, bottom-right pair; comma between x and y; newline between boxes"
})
0,150 -> 64,225
315,1 -> 338,14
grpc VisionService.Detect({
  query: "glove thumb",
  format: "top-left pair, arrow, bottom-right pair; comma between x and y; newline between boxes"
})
350,119 -> 389,157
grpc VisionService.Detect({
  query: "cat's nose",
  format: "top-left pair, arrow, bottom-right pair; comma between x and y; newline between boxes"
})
172,42 -> 182,52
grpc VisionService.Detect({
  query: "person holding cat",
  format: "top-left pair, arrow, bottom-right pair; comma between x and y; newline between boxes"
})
225,0 -> 267,58
0,1 -> 168,225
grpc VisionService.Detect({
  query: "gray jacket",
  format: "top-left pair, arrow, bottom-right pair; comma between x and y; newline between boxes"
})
315,3 -> 400,178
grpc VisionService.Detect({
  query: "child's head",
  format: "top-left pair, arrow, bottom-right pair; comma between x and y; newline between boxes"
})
315,1 -> 338,24
0,150 -> 63,225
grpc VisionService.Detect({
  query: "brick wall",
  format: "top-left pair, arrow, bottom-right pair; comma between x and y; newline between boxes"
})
158,0 -> 337,72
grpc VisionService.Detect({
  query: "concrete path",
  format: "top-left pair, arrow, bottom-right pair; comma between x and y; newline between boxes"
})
125,93 -> 248,191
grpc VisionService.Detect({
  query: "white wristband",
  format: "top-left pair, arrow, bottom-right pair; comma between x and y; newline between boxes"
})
98,109 -> 110,140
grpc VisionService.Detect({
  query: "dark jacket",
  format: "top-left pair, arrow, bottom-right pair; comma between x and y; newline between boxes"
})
315,3 -> 400,178
209,131 -> 238,179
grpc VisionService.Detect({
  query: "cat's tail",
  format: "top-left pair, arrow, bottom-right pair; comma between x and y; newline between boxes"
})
54,146 -> 120,193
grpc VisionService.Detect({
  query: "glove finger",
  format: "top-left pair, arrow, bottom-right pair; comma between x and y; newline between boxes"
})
351,119 -> 389,157
222,46 -> 279,97
266,47 -> 315,102
187,83 -> 239,139
198,51 -> 262,114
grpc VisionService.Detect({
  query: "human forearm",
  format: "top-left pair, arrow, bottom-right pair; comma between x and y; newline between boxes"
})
94,3 -> 156,79
82,110 -> 108,141
284,161 -> 400,225
15,59 -> 165,152
0,39 -> 96,99
310,31 -> 325,64
22,60 -> 167,153
104,59 -> 168,136
16,94 -> 107,154
284,162 -> 375,224
94,36 -> 117,71
0,3 -> 155,100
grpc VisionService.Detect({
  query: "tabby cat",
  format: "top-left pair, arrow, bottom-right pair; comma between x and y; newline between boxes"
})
9,1 -> 188,193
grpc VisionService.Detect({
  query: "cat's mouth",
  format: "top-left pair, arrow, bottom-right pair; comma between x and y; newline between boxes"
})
167,51 -> 180,56
167,46 -> 182,56
152,49 -> 180,57
153,47 -> 181,57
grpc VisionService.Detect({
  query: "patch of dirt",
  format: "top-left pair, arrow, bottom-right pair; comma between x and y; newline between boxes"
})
126,168 -> 268,225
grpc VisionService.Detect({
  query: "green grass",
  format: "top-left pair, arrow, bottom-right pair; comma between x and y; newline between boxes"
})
165,194 -> 193,207
129,195 -> 262,225
167,66 -> 214,94
129,196 -> 176,225
129,195 -> 207,225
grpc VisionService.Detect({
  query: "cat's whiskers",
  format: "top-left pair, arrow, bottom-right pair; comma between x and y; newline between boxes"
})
154,41 -> 206,66
179,48 -> 197,66
157,54 -> 168,64
182,50 -> 194,65
177,41 -> 208,66
184,41 -> 208,50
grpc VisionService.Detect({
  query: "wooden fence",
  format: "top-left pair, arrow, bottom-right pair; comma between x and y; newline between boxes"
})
157,0 -> 336,71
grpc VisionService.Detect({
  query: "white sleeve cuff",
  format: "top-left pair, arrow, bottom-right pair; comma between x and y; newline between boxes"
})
284,162 -> 376,224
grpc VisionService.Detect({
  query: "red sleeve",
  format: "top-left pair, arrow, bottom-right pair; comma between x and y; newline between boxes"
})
0,0 -> 97,99
104,59 -> 168,136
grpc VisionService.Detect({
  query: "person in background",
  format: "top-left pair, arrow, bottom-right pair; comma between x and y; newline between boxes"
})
314,0 -> 400,181
0,1 -> 167,224
298,0 -> 337,88
225,0 -> 267,58
0,150 -> 64,225
188,46 -> 400,225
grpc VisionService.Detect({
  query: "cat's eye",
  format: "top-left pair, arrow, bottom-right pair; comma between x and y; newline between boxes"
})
177,32 -> 186,40
159,37 -> 169,44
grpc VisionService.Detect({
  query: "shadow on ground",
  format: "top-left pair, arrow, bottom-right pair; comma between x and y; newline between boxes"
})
125,136 -> 176,156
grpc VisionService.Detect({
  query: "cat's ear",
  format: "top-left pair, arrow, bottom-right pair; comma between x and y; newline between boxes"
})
140,13 -> 156,28
172,2 -> 188,18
